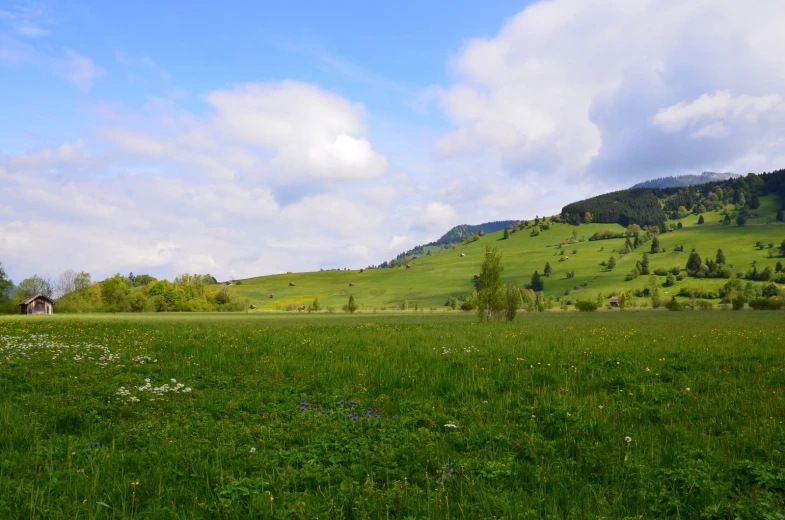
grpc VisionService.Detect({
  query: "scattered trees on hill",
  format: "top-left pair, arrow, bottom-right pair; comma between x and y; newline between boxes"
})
544,262 -> 552,277
716,249 -> 726,265
650,236 -> 660,253
607,256 -> 616,270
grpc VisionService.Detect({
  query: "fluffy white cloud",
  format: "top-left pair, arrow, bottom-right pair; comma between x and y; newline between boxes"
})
477,183 -> 534,209
436,0 -> 785,183
416,202 -> 459,231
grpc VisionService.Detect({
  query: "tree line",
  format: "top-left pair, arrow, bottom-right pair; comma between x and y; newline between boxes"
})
0,265 -> 247,313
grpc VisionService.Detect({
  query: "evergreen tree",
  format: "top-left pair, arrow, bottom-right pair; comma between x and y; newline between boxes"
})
697,215 -> 705,224
503,228 -> 510,240
687,251 -> 702,273
607,256 -> 616,270
777,209 -> 784,222
625,237 -> 633,250
639,253 -> 650,275
723,214 -> 731,225
544,262 -> 552,277
343,295 -> 358,313
676,221 -> 683,229
530,271 -> 544,292
736,213 -> 747,226
776,261 -> 783,273
650,236 -> 660,253
716,248 -> 726,265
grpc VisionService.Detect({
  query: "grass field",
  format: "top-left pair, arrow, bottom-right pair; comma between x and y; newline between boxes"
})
2,312 -> 784,518
231,195 -> 785,311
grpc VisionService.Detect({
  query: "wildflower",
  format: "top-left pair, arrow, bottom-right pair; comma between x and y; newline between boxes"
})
184,387 -> 192,393
89,441 -> 100,448
444,423 -> 457,428
685,387 -> 691,392
131,481 -> 139,486
625,436 -> 632,443
170,379 -> 177,384
250,447 -> 256,453
598,405 -> 604,410
366,407 -> 373,417
71,452 -> 76,456
275,400 -> 281,405
349,412 -> 359,421
337,399 -> 345,405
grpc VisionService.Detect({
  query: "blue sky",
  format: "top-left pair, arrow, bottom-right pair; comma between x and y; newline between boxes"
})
2,0 -> 785,283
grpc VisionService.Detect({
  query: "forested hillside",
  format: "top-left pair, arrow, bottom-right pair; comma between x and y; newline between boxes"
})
563,169 -> 785,226
632,172 -> 738,189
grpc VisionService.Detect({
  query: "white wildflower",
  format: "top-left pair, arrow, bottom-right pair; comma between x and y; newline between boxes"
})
444,423 -> 457,428
625,436 -> 632,443
250,447 -> 256,453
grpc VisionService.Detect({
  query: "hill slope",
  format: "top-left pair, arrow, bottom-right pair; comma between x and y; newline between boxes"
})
231,195 -> 784,311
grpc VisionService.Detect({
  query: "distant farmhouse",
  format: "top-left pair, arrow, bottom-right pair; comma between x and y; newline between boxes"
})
19,294 -> 54,315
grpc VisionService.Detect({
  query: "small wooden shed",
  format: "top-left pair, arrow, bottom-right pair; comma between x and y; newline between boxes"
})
610,296 -> 619,307
19,294 -> 54,315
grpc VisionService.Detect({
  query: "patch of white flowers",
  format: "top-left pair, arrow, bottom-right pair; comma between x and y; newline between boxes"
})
0,334 -> 121,368
437,345 -> 478,356
133,355 -> 157,364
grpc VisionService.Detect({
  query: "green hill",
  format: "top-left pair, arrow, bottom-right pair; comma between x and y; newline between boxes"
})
231,197 -> 785,311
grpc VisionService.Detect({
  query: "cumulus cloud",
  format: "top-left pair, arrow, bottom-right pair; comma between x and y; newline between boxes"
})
0,82 -> 405,282
436,0 -> 785,184
416,202 -> 459,231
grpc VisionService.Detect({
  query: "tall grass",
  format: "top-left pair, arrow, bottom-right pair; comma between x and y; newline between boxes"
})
1,312 -> 783,518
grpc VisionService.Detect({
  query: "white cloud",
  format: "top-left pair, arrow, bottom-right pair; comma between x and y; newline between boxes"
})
417,202 -> 459,231
651,91 -> 785,133
477,183 -> 534,209
57,49 -> 105,93
207,82 -> 388,181
435,0 -> 785,183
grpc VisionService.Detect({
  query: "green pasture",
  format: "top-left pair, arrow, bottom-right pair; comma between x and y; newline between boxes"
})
231,196 -> 785,310
1,312 -> 784,518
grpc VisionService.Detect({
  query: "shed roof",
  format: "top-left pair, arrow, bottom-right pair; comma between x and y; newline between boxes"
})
19,294 -> 55,306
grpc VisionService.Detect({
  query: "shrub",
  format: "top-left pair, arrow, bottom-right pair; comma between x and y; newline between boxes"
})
574,300 -> 598,312
748,298 -> 784,310
665,297 -> 682,311
731,299 -> 745,310
695,299 -> 714,310
654,267 -> 668,276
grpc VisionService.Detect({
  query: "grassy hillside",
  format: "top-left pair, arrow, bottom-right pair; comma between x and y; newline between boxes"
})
231,195 -> 785,310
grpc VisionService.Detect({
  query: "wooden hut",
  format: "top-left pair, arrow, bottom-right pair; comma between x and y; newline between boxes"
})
610,296 -> 619,307
19,294 -> 54,315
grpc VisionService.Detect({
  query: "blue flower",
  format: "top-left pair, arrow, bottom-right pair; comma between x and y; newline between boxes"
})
89,441 -> 100,448
337,399 -> 345,406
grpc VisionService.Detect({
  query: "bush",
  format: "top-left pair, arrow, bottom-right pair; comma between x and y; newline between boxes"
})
654,267 -> 668,276
665,297 -> 682,311
731,299 -> 745,310
695,299 -> 714,310
748,298 -> 784,310
574,300 -> 598,312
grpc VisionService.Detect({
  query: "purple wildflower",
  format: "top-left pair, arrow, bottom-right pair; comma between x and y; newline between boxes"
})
366,407 -> 373,418
351,400 -> 357,408
89,441 -> 100,448
349,412 -> 359,421
337,399 -> 345,406
374,412 -> 381,418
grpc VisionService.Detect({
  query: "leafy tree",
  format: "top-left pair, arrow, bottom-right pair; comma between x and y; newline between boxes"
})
638,253 -> 650,275
664,273 -> 675,287
777,209 -> 783,222
502,283 -> 521,322
16,275 -> 54,299
308,298 -> 322,313
736,213 -> 747,226
716,249 -> 726,265
686,251 -> 703,273
477,246 -> 504,322
607,256 -> 616,270
780,240 -> 785,257
544,262 -> 552,277
650,236 -> 660,253
343,295 -> 358,313
723,214 -> 732,225
530,271 -> 544,292
0,262 -> 12,300
776,261 -> 783,273
583,211 -> 593,223
625,237 -> 633,250
676,221 -> 683,229
697,215 -> 705,224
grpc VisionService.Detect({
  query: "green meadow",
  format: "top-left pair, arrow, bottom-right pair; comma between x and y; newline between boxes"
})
2,312 -> 784,518
232,195 -> 785,311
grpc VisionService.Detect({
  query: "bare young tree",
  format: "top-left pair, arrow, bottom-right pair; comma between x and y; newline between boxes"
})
56,270 -> 91,298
